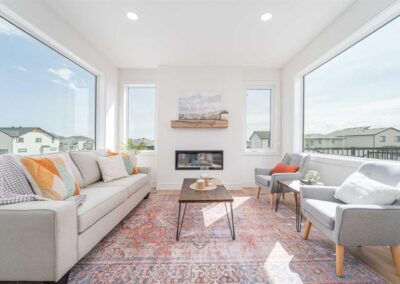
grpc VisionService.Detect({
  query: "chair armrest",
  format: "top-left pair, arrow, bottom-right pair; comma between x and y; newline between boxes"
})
255,168 -> 272,176
137,166 -> 151,175
300,186 -> 338,202
0,201 -> 78,281
333,204 -> 400,246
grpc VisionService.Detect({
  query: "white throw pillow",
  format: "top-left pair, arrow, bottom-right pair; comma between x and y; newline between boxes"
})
97,156 -> 129,182
334,172 -> 400,205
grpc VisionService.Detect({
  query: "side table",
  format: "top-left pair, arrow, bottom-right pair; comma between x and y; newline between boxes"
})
275,180 -> 323,232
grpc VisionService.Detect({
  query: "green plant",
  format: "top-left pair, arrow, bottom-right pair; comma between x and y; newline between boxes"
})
221,109 -> 229,114
121,139 -> 146,155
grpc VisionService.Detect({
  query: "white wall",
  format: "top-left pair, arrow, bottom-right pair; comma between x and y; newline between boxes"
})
0,0 -> 119,150
119,67 -> 281,189
281,0 -> 399,185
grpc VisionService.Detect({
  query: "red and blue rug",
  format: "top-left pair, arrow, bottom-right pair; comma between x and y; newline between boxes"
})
69,193 -> 386,283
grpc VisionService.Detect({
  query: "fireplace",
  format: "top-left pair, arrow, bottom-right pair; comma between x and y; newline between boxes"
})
175,150 -> 223,170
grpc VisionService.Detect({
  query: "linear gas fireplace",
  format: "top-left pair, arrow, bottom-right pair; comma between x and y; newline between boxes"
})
175,150 -> 223,170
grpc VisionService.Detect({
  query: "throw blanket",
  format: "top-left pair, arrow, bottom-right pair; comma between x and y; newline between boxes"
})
0,155 -> 48,205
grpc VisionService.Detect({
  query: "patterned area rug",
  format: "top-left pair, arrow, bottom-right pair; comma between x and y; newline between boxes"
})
69,193 -> 386,283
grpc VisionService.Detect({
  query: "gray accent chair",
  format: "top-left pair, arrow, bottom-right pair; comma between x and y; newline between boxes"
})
255,153 -> 310,208
301,162 -> 400,278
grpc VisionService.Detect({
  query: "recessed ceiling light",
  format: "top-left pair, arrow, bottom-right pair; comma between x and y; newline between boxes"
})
261,13 -> 272,22
126,12 -> 139,21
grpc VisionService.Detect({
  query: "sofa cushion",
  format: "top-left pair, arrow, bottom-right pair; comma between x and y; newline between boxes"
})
255,175 -> 271,187
87,174 -> 149,197
302,199 -> 337,230
70,150 -> 107,187
78,186 -> 127,233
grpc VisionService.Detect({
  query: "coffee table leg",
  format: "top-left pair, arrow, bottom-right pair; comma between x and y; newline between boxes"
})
225,202 -> 235,240
176,203 -> 187,241
275,183 -> 283,212
295,192 -> 302,232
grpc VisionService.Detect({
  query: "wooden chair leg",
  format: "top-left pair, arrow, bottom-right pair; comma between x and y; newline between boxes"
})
336,244 -> 345,277
282,193 -> 285,200
269,193 -> 274,209
257,187 -> 261,199
303,220 -> 312,240
390,245 -> 400,276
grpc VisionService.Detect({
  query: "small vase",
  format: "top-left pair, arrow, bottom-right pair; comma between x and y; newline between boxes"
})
221,113 -> 228,120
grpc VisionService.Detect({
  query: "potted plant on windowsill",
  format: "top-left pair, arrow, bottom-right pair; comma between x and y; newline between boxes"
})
121,139 -> 146,155
220,110 -> 229,120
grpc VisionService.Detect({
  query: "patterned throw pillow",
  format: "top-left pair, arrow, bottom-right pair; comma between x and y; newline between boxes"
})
20,155 -> 80,200
107,151 -> 139,175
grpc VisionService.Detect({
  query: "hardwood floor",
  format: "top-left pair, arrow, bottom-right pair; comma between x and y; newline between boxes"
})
150,187 -> 398,283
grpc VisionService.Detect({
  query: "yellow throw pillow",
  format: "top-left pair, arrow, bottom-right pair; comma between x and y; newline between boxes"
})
20,155 -> 80,200
107,150 -> 139,175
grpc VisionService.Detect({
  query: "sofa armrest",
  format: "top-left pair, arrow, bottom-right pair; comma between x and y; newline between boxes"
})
300,186 -> 338,202
255,168 -> 272,176
137,166 -> 151,175
0,201 -> 78,281
333,204 -> 400,246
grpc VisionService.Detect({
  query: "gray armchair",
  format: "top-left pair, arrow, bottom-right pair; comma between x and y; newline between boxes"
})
301,162 -> 400,278
255,153 -> 310,208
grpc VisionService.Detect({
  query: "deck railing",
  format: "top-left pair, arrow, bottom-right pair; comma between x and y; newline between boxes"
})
304,147 -> 400,161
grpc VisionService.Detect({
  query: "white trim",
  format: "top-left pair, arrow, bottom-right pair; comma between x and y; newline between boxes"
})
296,4 -> 400,153
242,81 -> 280,156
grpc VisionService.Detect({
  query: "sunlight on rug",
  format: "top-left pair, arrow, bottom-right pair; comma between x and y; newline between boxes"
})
68,194 -> 387,283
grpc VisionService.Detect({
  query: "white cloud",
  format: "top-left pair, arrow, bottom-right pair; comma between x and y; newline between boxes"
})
48,68 -> 79,91
0,19 -> 29,38
12,65 -> 28,72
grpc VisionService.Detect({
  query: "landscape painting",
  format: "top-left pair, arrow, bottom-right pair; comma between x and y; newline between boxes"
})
178,94 -> 222,120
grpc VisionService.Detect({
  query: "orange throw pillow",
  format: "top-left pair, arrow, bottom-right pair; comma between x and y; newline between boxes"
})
271,163 -> 299,174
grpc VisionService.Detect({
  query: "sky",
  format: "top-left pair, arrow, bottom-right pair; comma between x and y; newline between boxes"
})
247,89 -> 271,140
304,15 -> 400,135
128,87 -> 156,140
0,17 -> 96,138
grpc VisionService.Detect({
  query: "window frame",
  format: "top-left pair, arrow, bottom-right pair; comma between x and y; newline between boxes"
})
301,14 -> 400,159
242,82 -> 278,155
0,14 -> 99,151
16,138 -> 24,143
125,84 -> 157,153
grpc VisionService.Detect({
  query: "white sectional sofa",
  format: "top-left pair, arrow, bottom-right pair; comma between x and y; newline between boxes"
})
0,150 -> 151,283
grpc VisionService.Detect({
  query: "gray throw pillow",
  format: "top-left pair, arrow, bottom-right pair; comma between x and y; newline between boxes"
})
0,155 -> 48,205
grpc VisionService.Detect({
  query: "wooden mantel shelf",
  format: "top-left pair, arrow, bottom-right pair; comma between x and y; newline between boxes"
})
171,119 -> 228,128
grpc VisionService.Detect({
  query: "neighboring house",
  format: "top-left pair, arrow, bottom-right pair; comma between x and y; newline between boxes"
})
305,126 -> 400,148
248,131 -> 271,149
132,138 -> 155,150
0,127 -> 59,155
58,135 -> 95,152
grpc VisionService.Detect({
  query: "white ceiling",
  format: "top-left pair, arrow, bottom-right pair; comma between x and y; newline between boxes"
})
44,0 -> 356,69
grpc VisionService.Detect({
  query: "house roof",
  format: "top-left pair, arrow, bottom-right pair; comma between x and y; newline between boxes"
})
0,127 -> 56,138
250,131 -> 270,140
305,126 -> 400,140
132,138 -> 155,147
327,126 -> 398,137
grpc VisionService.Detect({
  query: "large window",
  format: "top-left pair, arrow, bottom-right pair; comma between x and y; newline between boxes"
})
246,88 -> 272,151
304,16 -> 400,161
127,86 -> 156,151
0,17 -> 96,156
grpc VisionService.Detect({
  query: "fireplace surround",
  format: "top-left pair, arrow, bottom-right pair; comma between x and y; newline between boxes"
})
175,150 -> 223,170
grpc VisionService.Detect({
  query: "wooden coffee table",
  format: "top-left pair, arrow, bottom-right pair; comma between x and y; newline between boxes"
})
176,178 -> 235,241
